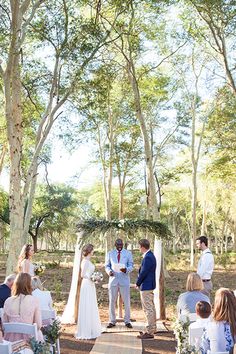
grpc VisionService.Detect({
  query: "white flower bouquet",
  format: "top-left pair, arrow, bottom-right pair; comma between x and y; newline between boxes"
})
91,271 -> 103,284
34,262 -> 46,275
174,318 -> 200,354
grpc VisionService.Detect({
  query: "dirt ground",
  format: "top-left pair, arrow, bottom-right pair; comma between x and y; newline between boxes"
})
0,252 -> 235,353
59,324 -> 176,354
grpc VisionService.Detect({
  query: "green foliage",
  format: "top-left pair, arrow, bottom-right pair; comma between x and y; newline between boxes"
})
205,87 -> 236,181
41,319 -> 61,345
30,183 -> 78,244
29,337 -> 50,354
77,218 -> 171,240
174,317 -> 198,354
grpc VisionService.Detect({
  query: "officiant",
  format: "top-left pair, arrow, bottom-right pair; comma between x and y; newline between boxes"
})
105,238 -> 133,329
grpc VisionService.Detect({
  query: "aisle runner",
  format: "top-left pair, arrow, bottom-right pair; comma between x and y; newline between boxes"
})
90,332 -> 142,354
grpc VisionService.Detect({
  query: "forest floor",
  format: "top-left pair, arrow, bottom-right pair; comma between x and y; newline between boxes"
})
0,251 -> 235,353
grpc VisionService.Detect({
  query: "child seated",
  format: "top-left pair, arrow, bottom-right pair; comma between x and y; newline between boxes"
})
189,301 -> 212,329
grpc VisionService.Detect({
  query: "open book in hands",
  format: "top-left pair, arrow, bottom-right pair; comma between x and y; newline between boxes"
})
113,263 -> 125,273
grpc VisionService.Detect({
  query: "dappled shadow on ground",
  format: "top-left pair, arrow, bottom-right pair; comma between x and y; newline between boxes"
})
142,331 -> 176,354
60,324 -> 176,354
60,324 -> 95,354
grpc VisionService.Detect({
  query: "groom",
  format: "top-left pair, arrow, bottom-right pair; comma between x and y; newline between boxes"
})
105,238 -> 133,328
136,238 -> 157,339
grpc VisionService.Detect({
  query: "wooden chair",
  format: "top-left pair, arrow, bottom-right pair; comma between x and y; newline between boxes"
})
41,309 -> 60,354
0,340 -> 12,354
3,322 -> 38,341
188,326 -> 204,346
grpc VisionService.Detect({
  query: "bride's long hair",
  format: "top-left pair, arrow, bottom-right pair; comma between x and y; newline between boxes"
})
17,244 -> 33,272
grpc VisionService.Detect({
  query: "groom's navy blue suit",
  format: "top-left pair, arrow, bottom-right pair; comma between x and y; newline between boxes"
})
136,250 -> 156,291
136,249 -> 157,335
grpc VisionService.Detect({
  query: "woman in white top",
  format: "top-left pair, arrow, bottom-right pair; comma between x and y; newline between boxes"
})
32,277 -> 53,311
201,288 -> 236,354
17,244 -> 35,276
75,244 -> 101,340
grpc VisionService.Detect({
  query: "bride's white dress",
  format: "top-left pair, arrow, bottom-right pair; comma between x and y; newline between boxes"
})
75,258 -> 102,339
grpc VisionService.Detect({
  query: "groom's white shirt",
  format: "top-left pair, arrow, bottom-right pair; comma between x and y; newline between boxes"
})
105,248 -> 133,287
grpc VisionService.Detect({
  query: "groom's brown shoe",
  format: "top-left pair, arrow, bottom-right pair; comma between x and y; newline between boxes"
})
137,332 -> 154,340
107,323 -> 116,328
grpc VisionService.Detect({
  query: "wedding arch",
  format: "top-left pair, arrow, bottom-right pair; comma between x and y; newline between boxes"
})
61,218 -> 171,324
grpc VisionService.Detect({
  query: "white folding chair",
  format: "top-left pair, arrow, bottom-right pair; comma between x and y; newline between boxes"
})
188,326 -> 204,346
3,322 -> 38,341
41,309 -> 60,354
0,340 -> 12,354
179,312 -> 197,323
210,352 -> 229,354
41,309 -> 56,322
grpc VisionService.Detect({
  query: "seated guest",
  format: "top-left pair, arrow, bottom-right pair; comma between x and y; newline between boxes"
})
201,288 -> 236,354
177,273 -> 210,317
189,301 -> 212,329
3,273 -> 43,342
32,277 -> 53,311
0,274 -> 16,308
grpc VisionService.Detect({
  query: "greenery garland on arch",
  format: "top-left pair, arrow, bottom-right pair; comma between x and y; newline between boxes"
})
76,219 -> 171,242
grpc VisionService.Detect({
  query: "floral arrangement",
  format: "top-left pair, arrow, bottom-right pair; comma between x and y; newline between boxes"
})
91,271 -> 103,284
34,262 -> 46,275
41,319 -> 61,344
174,318 -> 200,354
28,338 -> 50,354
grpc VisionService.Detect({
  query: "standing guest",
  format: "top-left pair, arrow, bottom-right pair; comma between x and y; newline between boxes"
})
17,244 -> 35,276
177,273 -> 210,317
201,288 -> 236,354
136,239 -> 157,340
189,301 -> 212,330
196,236 -> 214,297
105,239 -> 133,329
3,273 -> 43,342
0,274 -> 16,308
32,277 -> 53,311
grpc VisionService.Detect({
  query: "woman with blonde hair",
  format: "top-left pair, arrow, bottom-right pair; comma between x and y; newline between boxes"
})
75,244 -> 101,340
177,273 -> 210,317
201,288 -> 236,353
3,273 -> 43,342
32,276 -> 53,311
17,244 -> 35,276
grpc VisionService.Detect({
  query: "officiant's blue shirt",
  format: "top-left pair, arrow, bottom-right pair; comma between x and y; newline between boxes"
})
105,249 -> 133,287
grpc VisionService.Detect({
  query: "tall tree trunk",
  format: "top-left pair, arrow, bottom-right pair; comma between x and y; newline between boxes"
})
0,144 -> 7,175
201,199 -> 207,235
213,221 -> 219,254
189,59 -> 206,267
172,218 -> 177,254
119,186 -> 125,219
124,40 -> 164,319
4,1 -> 25,274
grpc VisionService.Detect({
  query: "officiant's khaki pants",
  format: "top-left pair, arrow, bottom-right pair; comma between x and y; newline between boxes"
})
140,290 -> 157,334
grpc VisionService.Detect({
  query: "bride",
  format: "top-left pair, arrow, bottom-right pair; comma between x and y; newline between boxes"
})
75,243 -> 102,339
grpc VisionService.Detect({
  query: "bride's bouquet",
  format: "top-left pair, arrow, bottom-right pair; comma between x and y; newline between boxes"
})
34,262 -> 46,275
91,271 -> 103,284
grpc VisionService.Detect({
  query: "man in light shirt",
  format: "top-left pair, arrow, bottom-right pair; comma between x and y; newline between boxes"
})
196,236 -> 214,297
